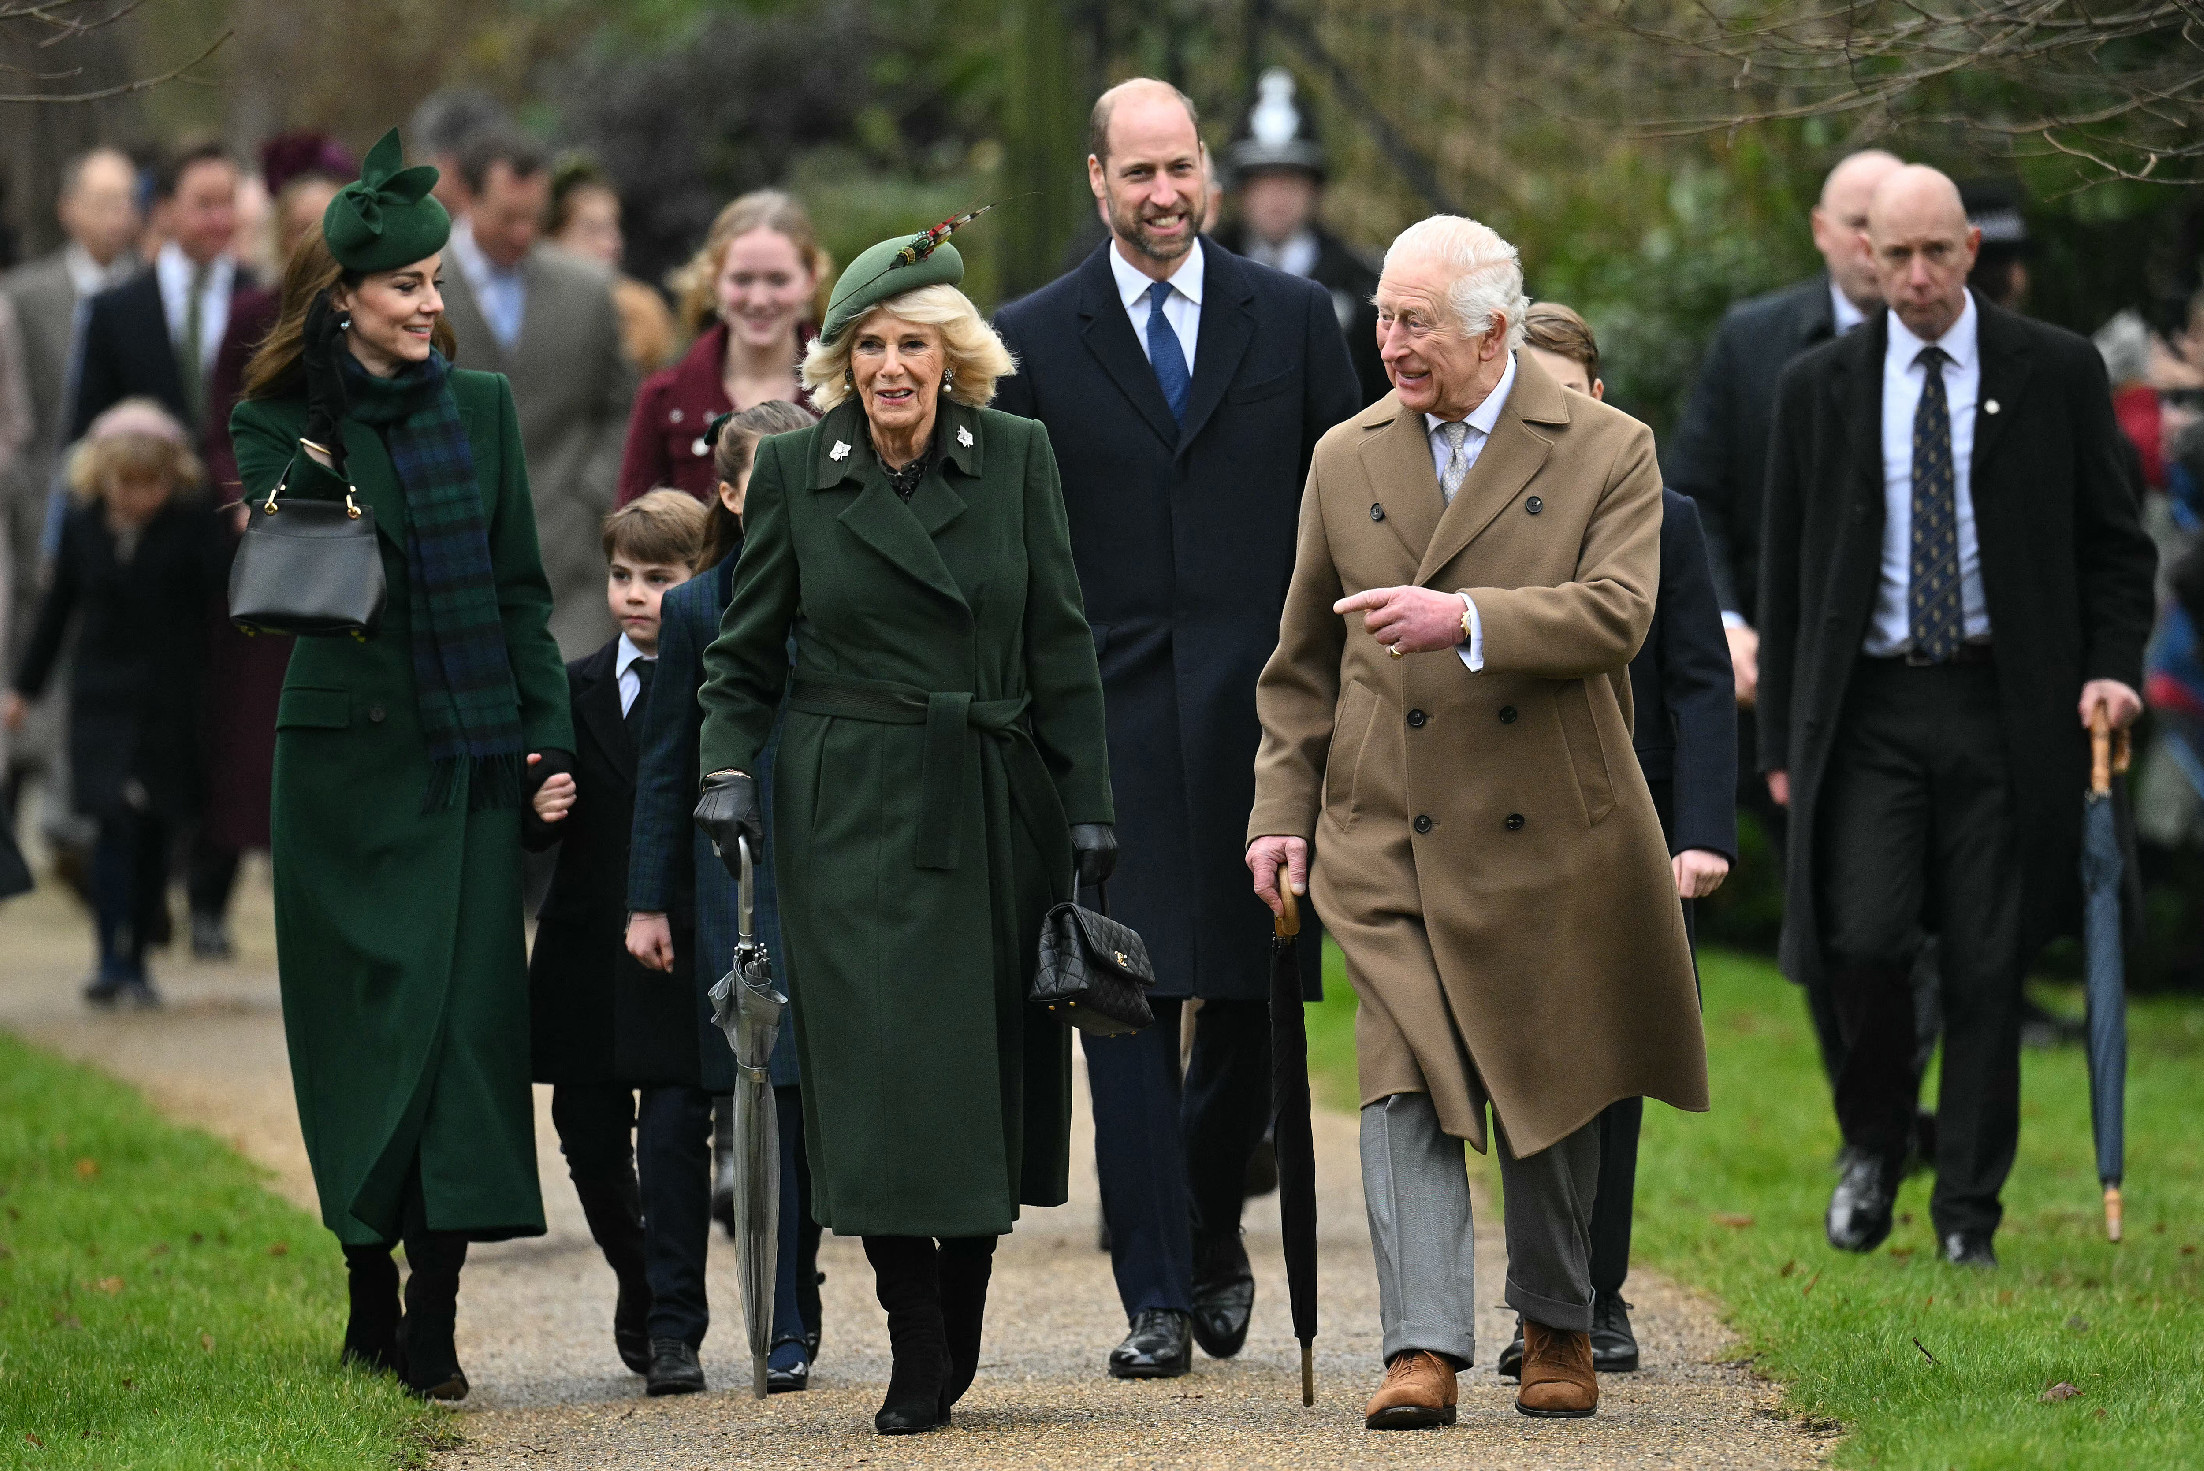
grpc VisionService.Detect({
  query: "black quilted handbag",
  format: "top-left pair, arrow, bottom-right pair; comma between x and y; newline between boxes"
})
1032,882 -> 1155,1036
228,455 -> 386,639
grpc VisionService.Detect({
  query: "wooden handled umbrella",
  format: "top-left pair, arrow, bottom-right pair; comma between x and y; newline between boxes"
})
1269,862 -> 1319,1405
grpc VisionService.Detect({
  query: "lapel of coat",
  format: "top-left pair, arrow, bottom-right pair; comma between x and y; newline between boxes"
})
1970,297 -> 2031,498
1074,244 -> 1182,450
815,401 -> 971,618
1416,353 -> 1564,585
1357,398 -> 1443,567
439,265 -> 504,370
574,641 -> 634,784
1838,315 -> 1887,526
910,399 -> 978,540
1173,240 -> 1256,452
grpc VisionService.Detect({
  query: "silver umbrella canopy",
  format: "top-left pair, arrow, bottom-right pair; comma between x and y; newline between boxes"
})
707,836 -> 787,1396
2081,714 -> 2131,1242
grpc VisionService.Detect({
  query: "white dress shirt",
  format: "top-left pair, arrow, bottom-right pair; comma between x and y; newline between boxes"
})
449,218 -> 528,353
1423,351 -> 1518,672
154,241 -> 234,376
616,633 -> 653,717
1243,228 -> 1320,280
1829,280 -> 1868,335
66,242 -> 136,300
1866,291 -> 1990,656
1110,237 -> 1203,377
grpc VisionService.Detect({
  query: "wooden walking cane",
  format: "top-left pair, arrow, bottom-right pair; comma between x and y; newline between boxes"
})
2088,709 -> 2133,1243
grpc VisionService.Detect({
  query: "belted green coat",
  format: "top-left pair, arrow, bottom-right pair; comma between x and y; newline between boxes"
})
698,396 -> 1112,1237
231,371 -> 572,1247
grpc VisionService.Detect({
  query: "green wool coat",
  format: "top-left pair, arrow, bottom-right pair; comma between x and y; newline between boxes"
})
231,370 -> 572,1247
698,397 -> 1112,1238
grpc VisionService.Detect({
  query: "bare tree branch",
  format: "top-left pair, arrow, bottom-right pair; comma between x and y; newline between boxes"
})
0,24 -> 230,104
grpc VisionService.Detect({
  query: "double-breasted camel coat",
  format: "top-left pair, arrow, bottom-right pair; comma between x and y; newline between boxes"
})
1249,353 -> 1709,1156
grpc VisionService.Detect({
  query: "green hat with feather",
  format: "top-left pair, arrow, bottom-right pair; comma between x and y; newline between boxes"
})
322,127 -> 450,274
819,204 -> 1000,344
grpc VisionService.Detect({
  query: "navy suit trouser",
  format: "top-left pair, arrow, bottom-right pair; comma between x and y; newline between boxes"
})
1084,997 -> 1272,1317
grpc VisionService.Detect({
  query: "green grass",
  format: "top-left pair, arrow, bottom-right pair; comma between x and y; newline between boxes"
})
0,1031 -> 450,1470
1307,941 -> 2204,1468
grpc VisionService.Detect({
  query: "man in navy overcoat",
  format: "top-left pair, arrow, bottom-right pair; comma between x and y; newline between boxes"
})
993,77 -> 1361,1379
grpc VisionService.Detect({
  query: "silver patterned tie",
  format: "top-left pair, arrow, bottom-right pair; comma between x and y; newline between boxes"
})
1439,421 -> 1470,505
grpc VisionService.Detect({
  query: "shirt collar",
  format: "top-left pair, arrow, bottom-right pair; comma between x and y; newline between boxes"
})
156,240 -> 230,291
1425,350 -> 1519,441
1884,289 -> 1978,376
65,242 -> 126,297
450,217 -> 524,284
1829,279 -> 1868,334
1110,235 -> 1205,311
616,632 -> 651,679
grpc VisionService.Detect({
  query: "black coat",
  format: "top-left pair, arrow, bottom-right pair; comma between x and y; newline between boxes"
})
1665,275 -> 1841,620
70,266 -> 253,440
994,238 -> 1362,1001
1757,298 -> 2158,982
1213,221 -> 1389,408
11,499 -> 226,820
1630,490 -> 1738,860
525,639 -> 710,1087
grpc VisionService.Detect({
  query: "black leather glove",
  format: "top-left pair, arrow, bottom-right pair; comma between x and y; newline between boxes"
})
300,291 -> 350,478
1070,822 -> 1117,889
694,770 -> 764,880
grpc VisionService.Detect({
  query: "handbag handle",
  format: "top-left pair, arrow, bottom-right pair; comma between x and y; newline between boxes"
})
260,450 -> 363,521
1076,875 -> 1111,920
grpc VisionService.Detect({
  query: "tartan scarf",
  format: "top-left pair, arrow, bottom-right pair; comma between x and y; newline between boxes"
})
344,350 -> 524,811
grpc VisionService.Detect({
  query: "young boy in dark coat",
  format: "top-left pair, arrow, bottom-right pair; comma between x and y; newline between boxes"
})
524,489 -> 708,1387
5,400 -> 227,1005
1500,304 -> 1738,1376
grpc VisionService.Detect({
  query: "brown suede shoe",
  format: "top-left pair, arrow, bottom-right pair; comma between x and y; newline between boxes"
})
1516,1319 -> 1597,1418
1364,1349 -> 1458,1429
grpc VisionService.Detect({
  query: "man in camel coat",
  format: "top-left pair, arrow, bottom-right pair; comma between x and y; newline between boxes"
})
1247,216 -> 1707,1426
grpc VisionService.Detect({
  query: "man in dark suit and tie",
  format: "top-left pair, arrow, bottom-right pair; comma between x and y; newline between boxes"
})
993,77 -> 1361,1380
1758,165 -> 2156,1267
69,142 -> 246,441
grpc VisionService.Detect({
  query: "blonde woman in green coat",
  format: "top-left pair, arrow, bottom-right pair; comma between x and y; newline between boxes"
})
229,132 -> 572,1401
695,233 -> 1114,1435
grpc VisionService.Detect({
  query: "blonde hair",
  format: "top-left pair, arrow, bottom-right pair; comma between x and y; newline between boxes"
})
801,285 -> 1016,412
602,488 -> 708,567
668,190 -> 832,338
67,398 -> 205,503
1383,215 -> 1529,350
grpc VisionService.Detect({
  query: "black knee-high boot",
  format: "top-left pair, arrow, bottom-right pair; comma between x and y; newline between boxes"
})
341,1242 -> 401,1374
936,1235 -> 997,1415
399,1230 -> 471,1401
863,1235 -> 948,1435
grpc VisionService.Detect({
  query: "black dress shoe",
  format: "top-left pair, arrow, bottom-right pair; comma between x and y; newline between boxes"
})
1826,1149 -> 1898,1253
1190,1230 -> 1255,1360
646,1338 -> 706,1396
1498,1322 -> 1524,1381
1941,1231 -> 1997,1269
1108,1308 -> 1192,1379
1589,1292 -> 1638,1372
614,1274 -> 651,1375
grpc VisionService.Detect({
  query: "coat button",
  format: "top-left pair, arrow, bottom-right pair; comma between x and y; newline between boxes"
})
692,436 -> 710,457
669,408 -> 684,423
367,704 -> 386,723
1505,813 -> 1525,832
1525,496 -> 1543,515
1413,814 -> 1434,834
1407,708 -> 1426,728
1498,705 -> 1518,724
1370,503 -> 1385,522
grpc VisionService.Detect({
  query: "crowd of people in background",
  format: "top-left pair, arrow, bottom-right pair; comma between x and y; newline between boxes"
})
0,64 -> 2186,1439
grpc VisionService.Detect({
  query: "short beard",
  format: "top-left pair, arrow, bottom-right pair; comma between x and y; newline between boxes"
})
1110,192 -> 1200,267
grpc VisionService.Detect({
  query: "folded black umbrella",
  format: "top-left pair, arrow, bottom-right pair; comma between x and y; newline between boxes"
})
1268,864 -> 1318,1405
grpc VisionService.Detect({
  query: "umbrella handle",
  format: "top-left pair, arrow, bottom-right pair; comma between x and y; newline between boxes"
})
1275,861 -> 1301,939
737,835 -> 755,946
2089,709 -> 2111,798
2105,1185 -> 2123,1243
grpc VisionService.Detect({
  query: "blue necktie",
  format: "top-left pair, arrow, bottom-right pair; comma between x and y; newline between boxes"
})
1907,345 -> 1964,663
1146,279 -> 1190,423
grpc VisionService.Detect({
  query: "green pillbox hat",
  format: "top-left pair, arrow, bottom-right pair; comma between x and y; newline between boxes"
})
322,127 -> 451,274
820,235 -> 964,345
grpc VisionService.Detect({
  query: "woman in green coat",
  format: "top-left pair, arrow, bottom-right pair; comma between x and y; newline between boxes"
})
229,131 -> 572,1401
695,232 -> 1114,1435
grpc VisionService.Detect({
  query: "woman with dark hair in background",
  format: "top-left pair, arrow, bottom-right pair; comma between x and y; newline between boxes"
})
615,190 -> 826,503
549,154 -> 677,376
229,130 -> 572,1400
627,398 -> 818,1391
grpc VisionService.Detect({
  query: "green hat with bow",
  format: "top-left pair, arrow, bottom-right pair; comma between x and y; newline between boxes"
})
322,127 -> 450,274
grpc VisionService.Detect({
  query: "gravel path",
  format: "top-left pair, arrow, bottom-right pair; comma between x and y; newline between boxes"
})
0,869 -> 1833,1469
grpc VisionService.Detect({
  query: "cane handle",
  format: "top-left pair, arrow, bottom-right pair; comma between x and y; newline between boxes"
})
1275,861 -> 1302,938
2089,709 -> 2111,797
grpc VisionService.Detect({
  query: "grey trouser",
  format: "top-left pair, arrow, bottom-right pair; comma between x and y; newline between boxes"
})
1361,1091 -> 1601,1365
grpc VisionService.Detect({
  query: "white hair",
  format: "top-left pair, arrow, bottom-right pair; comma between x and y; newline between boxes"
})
1382,215 -> 1529,349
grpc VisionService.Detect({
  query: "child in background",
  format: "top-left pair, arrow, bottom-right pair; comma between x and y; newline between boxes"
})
627,399 -> 821,1392
523,489 -> 707,1388
4,399 -> 226,1005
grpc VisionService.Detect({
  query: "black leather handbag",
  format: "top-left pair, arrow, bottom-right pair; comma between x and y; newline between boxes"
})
228,456 -> 387,640
1033,882 -> 1156,1036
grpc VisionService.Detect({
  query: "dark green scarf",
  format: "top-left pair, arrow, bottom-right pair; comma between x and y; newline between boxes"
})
344,351 -> 524,811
